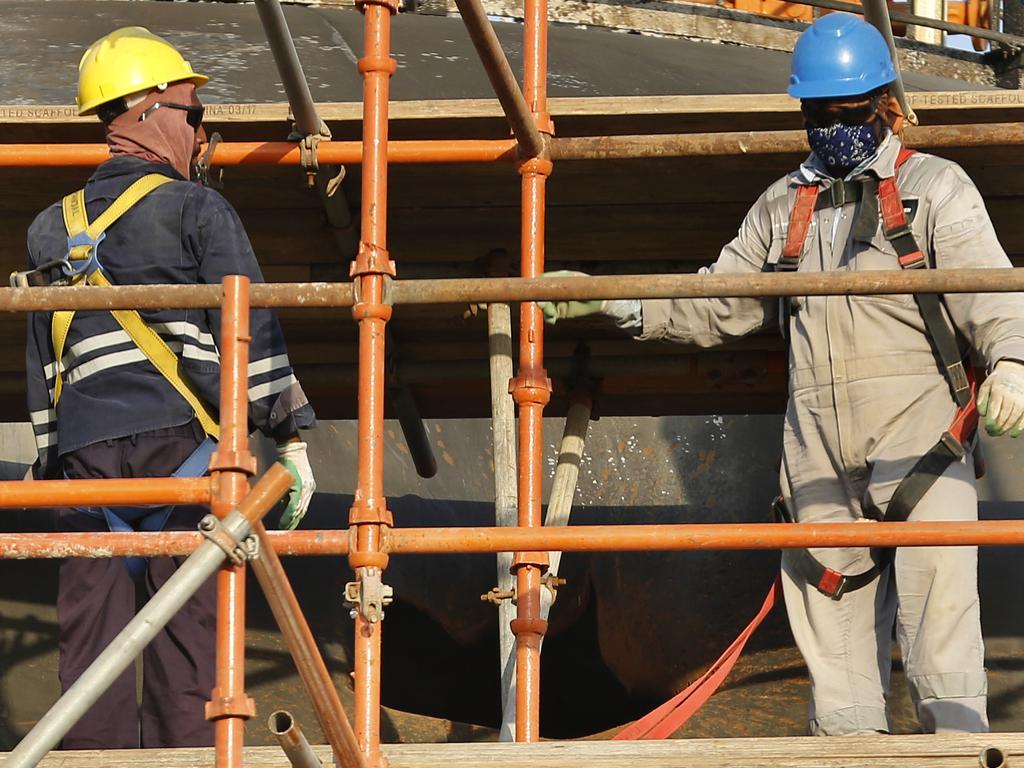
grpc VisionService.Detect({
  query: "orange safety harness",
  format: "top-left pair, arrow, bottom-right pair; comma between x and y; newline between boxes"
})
777,146 -> 979,600
616,146 -> 979,739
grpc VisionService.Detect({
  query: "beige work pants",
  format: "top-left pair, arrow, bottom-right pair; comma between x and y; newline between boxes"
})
780,372 -> 988,735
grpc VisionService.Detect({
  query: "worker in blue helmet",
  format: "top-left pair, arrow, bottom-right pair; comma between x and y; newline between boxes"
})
541,12 -> 1024,735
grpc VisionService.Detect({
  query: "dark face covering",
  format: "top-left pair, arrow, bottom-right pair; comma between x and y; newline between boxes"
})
806,122 -> 881,177
105,81 -> 203,179
802,92 -> 887,177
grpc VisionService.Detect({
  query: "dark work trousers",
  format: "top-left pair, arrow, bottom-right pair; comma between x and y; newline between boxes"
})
57,421 -> 216,749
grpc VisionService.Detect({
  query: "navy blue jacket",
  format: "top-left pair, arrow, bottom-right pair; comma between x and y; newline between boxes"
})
26,156 -> 315,478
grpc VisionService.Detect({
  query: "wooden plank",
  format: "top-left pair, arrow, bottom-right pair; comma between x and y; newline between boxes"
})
2,91 -> 1023,127
5,733 -> 1024,767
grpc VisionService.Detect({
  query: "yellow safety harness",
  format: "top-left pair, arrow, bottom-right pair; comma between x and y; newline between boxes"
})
54,173 -> 220,439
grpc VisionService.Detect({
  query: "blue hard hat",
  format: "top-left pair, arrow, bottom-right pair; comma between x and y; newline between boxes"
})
788,13 -> 897,99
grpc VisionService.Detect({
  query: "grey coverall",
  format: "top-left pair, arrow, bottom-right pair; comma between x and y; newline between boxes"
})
640,135 -> 1024,735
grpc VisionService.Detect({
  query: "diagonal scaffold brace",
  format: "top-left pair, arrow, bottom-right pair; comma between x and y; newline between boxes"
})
3,464 -> 294,768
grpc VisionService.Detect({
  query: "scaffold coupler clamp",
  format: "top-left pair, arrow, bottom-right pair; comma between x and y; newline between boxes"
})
350,241 -> 396,315
194,131 -> 224,190
481,573 -> 566,606
289,119 -> 338,189
198,514 -> 260,566
345,566 -> 394,623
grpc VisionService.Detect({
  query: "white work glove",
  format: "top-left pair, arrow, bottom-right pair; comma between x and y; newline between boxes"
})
536,270 -> 641,328
978,360 -> 1024,437
276,440 -> 316,529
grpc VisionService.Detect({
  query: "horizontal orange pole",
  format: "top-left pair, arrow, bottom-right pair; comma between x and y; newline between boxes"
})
385,521 -> 1024,552
0,140 -> 517,167
4,521 -> 1024,559
0,530 -> 344,558
0,477 -> 213,508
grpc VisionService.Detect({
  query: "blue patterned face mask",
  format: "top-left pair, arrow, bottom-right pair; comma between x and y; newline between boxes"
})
806,122 -> 880,177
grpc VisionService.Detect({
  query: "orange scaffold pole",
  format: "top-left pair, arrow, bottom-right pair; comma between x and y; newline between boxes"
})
507,0 -> 553,742
206,276 -> 258,768
348,0 -> 397,763
10,520 -> 1024,559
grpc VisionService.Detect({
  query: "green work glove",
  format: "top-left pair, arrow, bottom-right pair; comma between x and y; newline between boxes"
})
978,360 -> 1024,437
536,270 -> 605,325
276,440 -> 316,529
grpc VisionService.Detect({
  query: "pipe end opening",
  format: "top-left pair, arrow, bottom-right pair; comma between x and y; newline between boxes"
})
269,709 -> 295,736
980,746 -> 1008,768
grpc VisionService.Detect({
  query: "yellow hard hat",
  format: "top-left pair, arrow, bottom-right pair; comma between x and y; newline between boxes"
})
77,27 -> 208,116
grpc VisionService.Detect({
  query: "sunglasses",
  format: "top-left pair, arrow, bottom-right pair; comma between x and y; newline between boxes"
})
138,102 -> 205,130
801,96 -> 880,129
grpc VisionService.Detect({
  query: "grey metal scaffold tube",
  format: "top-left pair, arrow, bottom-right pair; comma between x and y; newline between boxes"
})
5,268 -> 1024,313
3,465 -> 293,768
254,0 -> 327,137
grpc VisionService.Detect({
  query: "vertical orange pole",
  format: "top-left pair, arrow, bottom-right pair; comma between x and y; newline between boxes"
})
509,0 -> 553,744
350,0 -> 397,765
207,276 -> 257,768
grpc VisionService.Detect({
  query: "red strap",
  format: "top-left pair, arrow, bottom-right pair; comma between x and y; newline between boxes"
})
613,577 -> 781,740
949,366 -> 979,446
782,186 -> 819,264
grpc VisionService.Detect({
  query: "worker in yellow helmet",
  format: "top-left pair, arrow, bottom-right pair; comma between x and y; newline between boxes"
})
22,27 -> 317,749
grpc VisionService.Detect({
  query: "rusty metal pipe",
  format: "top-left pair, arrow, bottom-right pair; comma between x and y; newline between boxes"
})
510,0 -> 552,742
13,519 -> 1024,559
4,122 -> 1024,169
0,530 -> 347,559
550,123 -> 1024,160
251,523 -> 366,768
349,0 -> 397,763
268,710 -> 324,768
2,465 -> 293,768
452,0 -> 545,158
0,141 -> 515,167
0,477 -> 211,508
209,277 -> 257,768
8,268 -> 1024,314
254,0 -> 325,138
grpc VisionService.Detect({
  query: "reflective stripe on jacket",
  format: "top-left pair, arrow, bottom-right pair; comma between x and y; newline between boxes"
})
26,156 -> 316,477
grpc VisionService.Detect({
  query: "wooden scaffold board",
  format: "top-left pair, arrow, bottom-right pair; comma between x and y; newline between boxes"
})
2,733 -> 1023,767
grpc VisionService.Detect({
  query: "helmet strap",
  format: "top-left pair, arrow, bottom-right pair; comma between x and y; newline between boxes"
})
881,93 -> 906,140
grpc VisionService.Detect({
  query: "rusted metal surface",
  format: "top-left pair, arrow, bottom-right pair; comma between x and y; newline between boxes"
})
6,269 -> 1024,315
2,123 -> 1023,169
0,283 -> 352,312
349,0 -> 398,763
208,277 -> 257,768
251,522 -> 366,768
12,519 -> 1024,557
0,530 -> 348,559
0,141 -> 516,167
509,0 -> 553,742
550,123 -> 1024,160
0,477 -> 211,508
452,0 -> 546,159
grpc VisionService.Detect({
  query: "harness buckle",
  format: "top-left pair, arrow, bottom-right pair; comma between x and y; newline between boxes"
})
946,360 -> 971,396
9,258 -> 75,288
939,430 -> 967,461
817,568 -> 848,600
